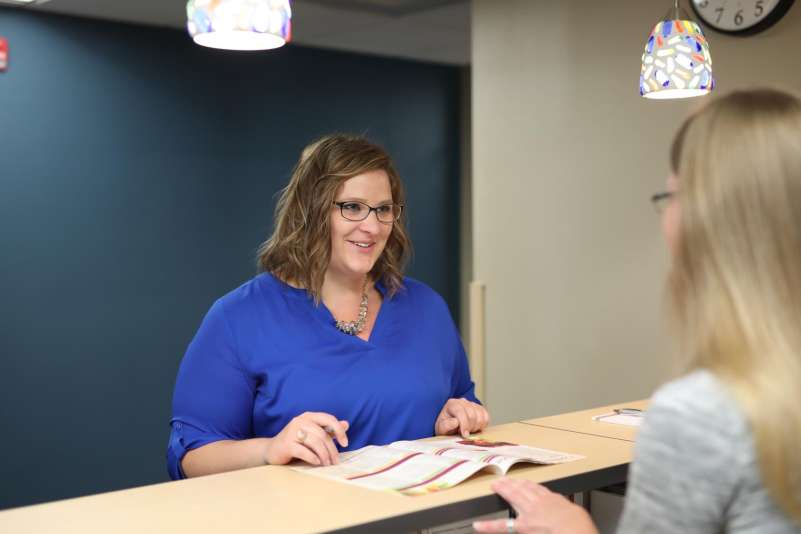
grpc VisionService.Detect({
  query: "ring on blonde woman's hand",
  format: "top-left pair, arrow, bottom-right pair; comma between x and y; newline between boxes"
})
296,428 -> 307,444
506,518 -> 516,533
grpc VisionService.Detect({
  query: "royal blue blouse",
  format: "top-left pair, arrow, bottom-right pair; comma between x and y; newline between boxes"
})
167,273 -> 478,479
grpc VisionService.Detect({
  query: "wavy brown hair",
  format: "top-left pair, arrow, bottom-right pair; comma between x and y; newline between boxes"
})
668,89 -> 801,524
257,134 -> 412,302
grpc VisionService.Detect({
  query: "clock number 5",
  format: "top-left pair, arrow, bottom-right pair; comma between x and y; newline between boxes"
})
755,0 -> 765,17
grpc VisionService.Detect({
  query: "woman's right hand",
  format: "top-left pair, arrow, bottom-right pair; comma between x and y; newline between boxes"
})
264,412 -> 349,466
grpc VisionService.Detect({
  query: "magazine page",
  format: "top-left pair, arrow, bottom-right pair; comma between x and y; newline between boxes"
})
292,445 -> 489,495
388,437 -> 584,470
292,438 -> 584,495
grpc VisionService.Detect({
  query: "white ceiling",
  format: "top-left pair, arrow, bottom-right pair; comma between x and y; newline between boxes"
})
20,0 -> 470,65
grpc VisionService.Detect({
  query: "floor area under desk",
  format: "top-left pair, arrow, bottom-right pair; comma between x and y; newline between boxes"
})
591,490 -> 625,534
416,510 -> 509,534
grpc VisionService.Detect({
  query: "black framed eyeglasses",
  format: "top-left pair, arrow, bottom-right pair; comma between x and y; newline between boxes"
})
333,201 -> 403,223
650,191 -> 674,213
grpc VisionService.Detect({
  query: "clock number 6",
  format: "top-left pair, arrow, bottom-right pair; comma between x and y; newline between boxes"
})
735,9 -> 744,25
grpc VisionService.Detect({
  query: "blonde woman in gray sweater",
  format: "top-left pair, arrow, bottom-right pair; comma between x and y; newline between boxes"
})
475,88 -> 801,534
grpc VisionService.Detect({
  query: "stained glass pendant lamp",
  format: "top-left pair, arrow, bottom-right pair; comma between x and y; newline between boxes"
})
187,0 -> 292,51
640,0 -> 714,99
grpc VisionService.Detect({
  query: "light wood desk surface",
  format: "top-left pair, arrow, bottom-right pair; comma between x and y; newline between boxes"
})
0,422 -> 634,534
521,399 -> 650,442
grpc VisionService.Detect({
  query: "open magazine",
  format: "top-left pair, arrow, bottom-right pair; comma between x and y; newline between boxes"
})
291,437 -> 584,496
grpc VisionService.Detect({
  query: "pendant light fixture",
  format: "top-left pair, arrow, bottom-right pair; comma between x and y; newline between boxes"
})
640,0 -> 714,99
187,0 -> 292,51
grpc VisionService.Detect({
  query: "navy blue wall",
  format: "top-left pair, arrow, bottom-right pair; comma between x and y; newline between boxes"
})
0,8 -> 462,509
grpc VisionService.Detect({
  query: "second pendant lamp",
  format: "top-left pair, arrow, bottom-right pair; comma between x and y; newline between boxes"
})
640,0 -> 715,100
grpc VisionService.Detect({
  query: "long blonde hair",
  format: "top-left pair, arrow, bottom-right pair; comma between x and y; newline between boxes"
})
669,88 -> 801,523
257,134 -> 411,302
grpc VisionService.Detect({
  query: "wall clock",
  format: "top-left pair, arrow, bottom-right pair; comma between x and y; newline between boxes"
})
690,0 -> 795,35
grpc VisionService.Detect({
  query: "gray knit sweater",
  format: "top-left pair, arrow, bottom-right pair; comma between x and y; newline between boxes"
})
617,370 -> 799,533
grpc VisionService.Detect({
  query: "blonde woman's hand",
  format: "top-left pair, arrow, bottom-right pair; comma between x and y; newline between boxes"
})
264,412 -> 349,466
435,398 -> 490,438
473,479 -> 598,534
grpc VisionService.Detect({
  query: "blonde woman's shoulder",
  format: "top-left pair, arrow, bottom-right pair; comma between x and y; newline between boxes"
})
621,370 -> 801,533
648,369 -> 743,429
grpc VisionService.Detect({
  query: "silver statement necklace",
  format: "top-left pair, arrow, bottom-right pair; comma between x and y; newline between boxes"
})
334,280 -> 369,336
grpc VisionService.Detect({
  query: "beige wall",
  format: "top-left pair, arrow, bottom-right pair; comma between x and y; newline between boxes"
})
471,0 -> 801,423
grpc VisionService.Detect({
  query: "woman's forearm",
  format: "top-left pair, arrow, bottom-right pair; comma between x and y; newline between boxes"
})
181,437 -> 273,478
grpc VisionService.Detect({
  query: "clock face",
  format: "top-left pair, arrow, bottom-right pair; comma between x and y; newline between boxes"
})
690,0 -> 795,35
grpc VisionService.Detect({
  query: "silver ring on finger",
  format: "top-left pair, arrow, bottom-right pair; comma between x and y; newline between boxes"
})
506,518 -> 516,534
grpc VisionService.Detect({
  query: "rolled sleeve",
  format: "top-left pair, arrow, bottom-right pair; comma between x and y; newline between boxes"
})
166,298 -> 256,480
167,419 -> 226,480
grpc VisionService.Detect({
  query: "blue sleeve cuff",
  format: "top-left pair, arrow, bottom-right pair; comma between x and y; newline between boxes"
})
461,386 -> 480,405
166,420 -> 228,480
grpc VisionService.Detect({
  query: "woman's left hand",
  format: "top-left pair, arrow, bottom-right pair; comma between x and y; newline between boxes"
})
473,479 -> 598,534
435,398 -> 490,438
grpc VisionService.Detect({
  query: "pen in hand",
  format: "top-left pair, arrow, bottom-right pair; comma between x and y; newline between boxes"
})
614,408 -> 644,417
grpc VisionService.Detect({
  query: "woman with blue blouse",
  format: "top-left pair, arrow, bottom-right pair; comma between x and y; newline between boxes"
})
167,134 -> 489,479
